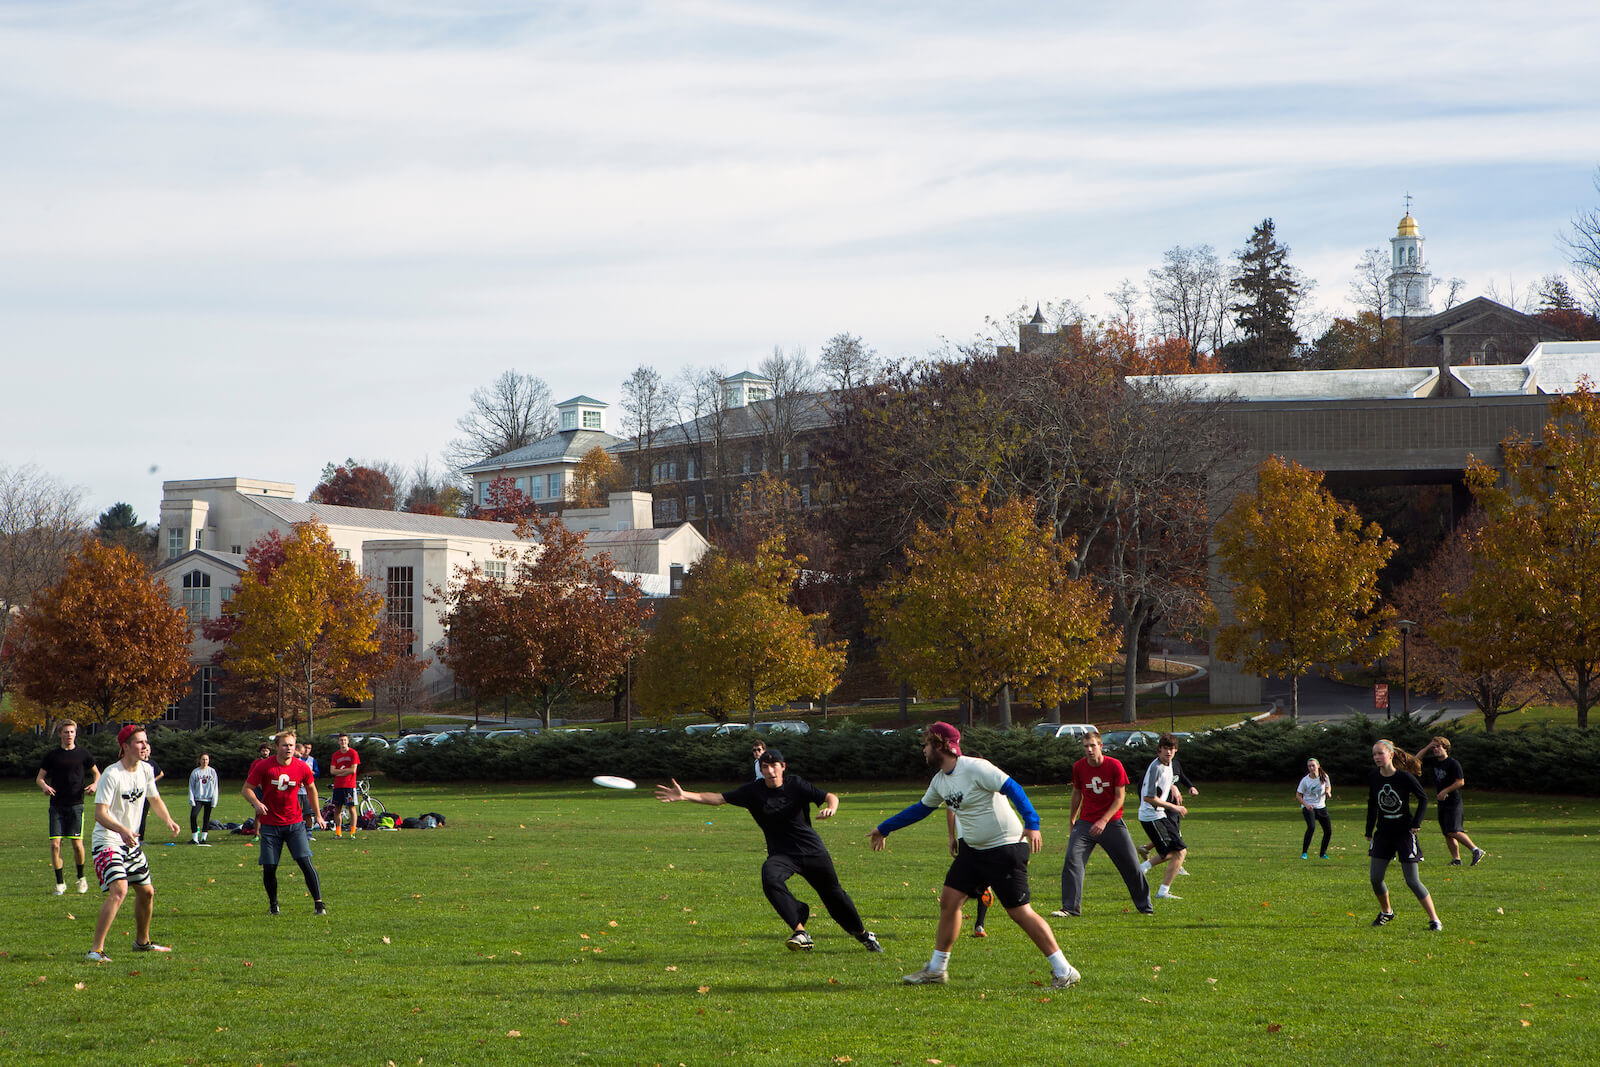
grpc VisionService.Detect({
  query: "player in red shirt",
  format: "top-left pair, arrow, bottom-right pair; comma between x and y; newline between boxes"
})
243,731 -> 327,916
1054,730 -> 1153,917
328,734 -> 361,837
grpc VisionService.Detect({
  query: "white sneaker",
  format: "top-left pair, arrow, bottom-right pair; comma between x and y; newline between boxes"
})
76,878 -> 89,893
1049,909 -> 1078,918
1050,963 -> 1081,990
53,883 -> 66,896
1155,886 -> 1182,900
1177,867 -> 1191,876
902,967 -> 949,985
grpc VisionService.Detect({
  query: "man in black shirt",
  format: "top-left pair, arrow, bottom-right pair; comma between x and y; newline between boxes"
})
655,748 -> 881,953
1416,736 -> 1486,866
35,719 -> 100,895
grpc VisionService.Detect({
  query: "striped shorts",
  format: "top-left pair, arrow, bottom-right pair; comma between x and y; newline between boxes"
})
93,842 -> 152,890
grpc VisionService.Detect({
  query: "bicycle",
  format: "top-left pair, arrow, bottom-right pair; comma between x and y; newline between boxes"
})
356,777 -> 386,824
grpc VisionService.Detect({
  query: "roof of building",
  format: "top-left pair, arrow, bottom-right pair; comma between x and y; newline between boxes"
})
1525,341 -> 1600,393
557,395 -> 608,407
154,548 -> 247,575
252,497 -> 527,540
460,429 -> 625,473
608,390 -> 837,453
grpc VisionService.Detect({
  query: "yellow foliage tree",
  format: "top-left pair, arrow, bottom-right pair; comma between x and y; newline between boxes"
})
216,522 -> 382,737
570,446 -> 623,508
1463,382 -> 1600,728
866,487 -> 1118,723
637,536 -> 844,724
1214,457 -> 1397,718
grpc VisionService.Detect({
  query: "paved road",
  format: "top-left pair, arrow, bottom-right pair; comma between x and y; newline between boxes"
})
1259,671 -> 1477,725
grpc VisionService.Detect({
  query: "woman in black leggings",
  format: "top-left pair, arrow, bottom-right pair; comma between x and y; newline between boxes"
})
1365,740 -> 1442,931
1296,758 -> 1333,859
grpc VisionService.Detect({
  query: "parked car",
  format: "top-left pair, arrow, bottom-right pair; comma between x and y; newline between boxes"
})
685,722 -> 747,735
428,729 -> 474,745
754,721 -> 811,735
392,733 -> 436,753
1101,729 -> 1161,749
482,729 -> 536,742
349,734 -> 391,748
1033,723 -> 1097,740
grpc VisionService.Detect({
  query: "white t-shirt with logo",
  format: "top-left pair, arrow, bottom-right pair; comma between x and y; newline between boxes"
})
1298,775 -> 1330,809
920,756 -> 1024,851
1138,759 -> 1177,822
92,760 -> 158,851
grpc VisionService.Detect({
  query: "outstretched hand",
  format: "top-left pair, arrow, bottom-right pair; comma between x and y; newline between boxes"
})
868,829 -> 887,852
654,779 -> 686,803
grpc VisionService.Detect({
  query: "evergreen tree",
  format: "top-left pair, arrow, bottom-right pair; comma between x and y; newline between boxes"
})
1223,218 -> 1306,372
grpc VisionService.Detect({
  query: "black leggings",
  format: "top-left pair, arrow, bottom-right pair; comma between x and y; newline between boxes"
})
263,858 -> 323,904
1302,807 -> 1332,855
191,803 -> 213,834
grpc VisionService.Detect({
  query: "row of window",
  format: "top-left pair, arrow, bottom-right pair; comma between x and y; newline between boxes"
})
652,483 -> 814,523
478,472 -> 565,505
164,666 -> 218,724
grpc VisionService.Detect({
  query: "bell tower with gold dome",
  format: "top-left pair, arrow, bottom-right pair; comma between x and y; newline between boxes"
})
1388,198 -> 1433,315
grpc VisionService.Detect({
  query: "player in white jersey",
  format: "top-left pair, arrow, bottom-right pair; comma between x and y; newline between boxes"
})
869,722 -> 1080,990
87,725 -> 181,962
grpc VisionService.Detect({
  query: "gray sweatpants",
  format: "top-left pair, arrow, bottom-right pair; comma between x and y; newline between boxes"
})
1060,818 -> 1153,915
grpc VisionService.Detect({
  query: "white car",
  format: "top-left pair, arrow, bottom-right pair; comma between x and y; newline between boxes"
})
1033,723 -> 1097,740
754,721 -> 811,735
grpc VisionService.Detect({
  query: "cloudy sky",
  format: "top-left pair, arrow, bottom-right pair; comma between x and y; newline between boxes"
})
5,0 -> 1599,518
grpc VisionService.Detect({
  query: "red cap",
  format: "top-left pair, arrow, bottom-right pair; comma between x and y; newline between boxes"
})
116,723 -> 145,746
925,721 -> 961,755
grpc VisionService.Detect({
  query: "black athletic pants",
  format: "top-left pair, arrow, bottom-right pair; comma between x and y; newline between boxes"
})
1302,807 -> 1332,856
760,853 -> 867,935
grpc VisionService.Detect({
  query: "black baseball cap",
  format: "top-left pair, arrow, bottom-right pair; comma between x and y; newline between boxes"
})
759,749 -> 785,765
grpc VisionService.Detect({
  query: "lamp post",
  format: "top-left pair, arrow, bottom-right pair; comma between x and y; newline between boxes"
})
1397,619 -> 1416,719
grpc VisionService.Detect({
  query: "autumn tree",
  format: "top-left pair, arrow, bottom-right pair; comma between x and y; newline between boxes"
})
1393,519 -> 1543,732
10,538 -> 192,726
1214,457 -> 1398,718
866,489 -> 1117,727
473,476 -> 539,523
311,460 -> 397,510
1222,219 -> 1310,372
433,509 -> 649,728
213,522 -> 383,737
818,332 -> 880,392
1463,383 -> 1600,727
0,464 -> 88,705
570,446 -> 623,508
636,537 -> 844,725
445,370 -> 556,469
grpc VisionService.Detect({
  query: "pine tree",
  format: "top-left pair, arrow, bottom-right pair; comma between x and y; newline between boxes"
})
1223,218 -> 1306,372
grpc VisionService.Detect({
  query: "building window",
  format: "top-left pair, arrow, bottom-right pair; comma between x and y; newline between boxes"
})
200,666 -> 218,725
582,410 -> 601,429
686,495 -> 698,517
562,409 -> 577,430
687,456 -> 697,479
549,472 -> 564,498
528,475 -> 545,498
655,498 -> 679,523
194,529 -> 204,550
782,453 -> 791,471
479,481 -> 491,504
230,544 -> 242,555
748,386 -> 769,403
167,528 -> 185,559
336,548 -> 351,562
163,695 -> 182,722
485,559 -> 507,581
386,566 -> 415,633
182,570 -> 211,621
800,484 -> 811,508
220,586 -> 234,613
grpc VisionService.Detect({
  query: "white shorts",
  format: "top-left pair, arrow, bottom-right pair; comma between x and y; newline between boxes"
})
93,842 -> 152,890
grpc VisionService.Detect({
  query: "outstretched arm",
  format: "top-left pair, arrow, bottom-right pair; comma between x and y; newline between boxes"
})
868,801 -> 938,851
654,779 -> 727,806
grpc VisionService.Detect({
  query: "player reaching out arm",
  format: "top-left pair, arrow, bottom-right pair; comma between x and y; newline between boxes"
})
654,749 -> 876,953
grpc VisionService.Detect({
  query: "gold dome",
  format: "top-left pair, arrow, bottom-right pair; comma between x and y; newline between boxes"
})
1397,214 -> 1419,237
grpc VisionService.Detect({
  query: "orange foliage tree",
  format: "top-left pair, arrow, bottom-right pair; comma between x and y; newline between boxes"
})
433,510 -> 650,728
10,538 -> 192,726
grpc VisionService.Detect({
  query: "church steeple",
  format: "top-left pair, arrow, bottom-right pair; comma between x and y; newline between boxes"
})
1388,196 -> 1432,316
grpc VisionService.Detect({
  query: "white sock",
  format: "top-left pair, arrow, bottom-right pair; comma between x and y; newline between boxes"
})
1138,860 -> 1152,875
928,949 -> 950,973
1046,950 -> 1070,977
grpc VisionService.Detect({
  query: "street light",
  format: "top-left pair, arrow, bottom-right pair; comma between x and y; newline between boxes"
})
1397,619 -> 1416,719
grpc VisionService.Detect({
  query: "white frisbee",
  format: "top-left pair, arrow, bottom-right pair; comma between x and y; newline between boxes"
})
592,775 -> 637,790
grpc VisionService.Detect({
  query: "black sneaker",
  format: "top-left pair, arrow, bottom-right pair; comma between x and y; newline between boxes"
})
314,902 -> 328,916
1448,859 -> 1463,866
786,930 -> 813,951
1471,848 -> 1486,866
1371,911 -> 1395,927
1427,919 -> 1443,931
269,902 -> 280,915
859,931 -> 883,953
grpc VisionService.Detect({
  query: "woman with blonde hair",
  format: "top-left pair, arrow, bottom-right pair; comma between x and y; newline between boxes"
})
1296,757 -> 1332,860
1365,739 -> 1441,931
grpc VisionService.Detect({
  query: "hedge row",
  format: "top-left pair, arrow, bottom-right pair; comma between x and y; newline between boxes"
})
6,716 -> 1598,797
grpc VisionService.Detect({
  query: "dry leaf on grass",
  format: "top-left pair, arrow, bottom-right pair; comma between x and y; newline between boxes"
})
697,985 -> 711,994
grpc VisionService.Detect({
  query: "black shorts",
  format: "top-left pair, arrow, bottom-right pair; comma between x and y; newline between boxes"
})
332,787 -> 356,807
1368,826 -> 1422,863
1140,815 -> 1186,856
49,805 -> 84,839
1436,798 -> 1464,834
945,840 -> 1031,909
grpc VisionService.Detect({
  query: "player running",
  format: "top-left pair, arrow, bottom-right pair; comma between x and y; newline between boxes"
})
1365,739 -> 1442,931
869,722 -> 1079,990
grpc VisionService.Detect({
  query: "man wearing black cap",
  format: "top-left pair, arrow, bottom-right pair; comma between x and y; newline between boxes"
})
655,748 -> 882,953
868,722 -> 1080,990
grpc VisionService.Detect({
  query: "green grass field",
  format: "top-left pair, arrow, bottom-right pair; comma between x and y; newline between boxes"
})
2,774 -> 1594,1066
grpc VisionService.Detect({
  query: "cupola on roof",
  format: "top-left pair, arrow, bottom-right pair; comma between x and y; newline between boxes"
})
1397,214 -> 1420,237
